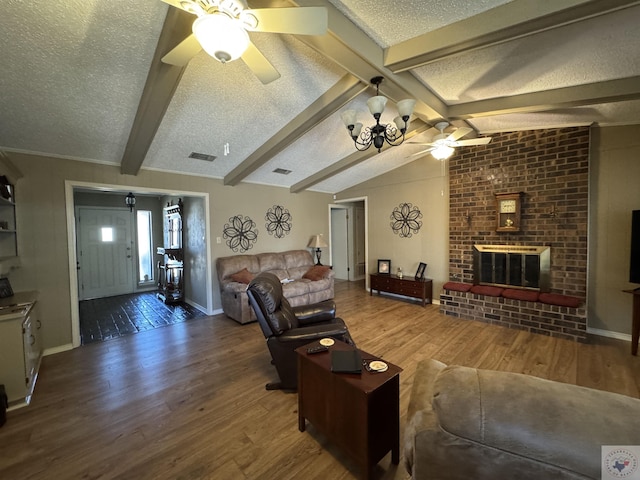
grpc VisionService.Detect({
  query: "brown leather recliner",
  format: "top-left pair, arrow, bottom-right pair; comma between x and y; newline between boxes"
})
247,272 -> 355,391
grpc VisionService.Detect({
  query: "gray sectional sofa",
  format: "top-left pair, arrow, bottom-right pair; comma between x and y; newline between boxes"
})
404,359 -> 640,480
215,250 -> 335,324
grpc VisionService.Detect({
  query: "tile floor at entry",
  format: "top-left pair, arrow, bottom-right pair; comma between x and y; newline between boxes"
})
79,292 -> 206,345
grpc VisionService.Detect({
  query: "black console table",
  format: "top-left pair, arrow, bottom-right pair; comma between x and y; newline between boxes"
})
370,273 -> 432,307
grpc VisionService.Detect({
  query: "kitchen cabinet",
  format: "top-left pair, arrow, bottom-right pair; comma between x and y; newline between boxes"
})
0,292 -> 41,409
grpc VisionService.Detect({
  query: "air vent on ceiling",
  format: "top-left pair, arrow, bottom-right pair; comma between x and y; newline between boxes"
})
189,152 -> 217,162
273,168 -> 292,175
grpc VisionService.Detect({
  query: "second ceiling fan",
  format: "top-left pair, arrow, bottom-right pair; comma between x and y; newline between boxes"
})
160,0 -> 328,84
408,122 -> 492,159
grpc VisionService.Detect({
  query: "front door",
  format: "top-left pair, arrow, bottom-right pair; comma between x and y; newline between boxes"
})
77,207 -> 135,300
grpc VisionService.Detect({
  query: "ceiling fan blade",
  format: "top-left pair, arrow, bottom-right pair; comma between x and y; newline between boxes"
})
446,127 -> 473,142
161,34 -> 202,67
407,147 -> 436,158
160,0 -> 201,15
244,7 -> 328,35
241,42 -> 281,84
453,137 -> 493,146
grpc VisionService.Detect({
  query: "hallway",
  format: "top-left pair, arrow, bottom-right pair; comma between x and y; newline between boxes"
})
79,292 -> 206,345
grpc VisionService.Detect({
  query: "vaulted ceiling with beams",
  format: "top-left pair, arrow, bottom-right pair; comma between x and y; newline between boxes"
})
1,0 -> 639,194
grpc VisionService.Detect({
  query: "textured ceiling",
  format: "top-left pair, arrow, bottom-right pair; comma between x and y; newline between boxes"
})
1,0 -> 639,194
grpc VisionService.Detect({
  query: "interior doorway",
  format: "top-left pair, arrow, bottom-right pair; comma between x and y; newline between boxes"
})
330,206 -> 349,280
65,181 -> 214,349
329,197 -> 368,285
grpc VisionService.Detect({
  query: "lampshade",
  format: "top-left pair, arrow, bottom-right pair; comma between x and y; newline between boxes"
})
351,122 -> 363,138
396,99 -> 417,118
340,109 -> 358,128
192,14 -> 250,63
366,95 -> 387,116
307,234 -> 328,249
393,116 -> 406,131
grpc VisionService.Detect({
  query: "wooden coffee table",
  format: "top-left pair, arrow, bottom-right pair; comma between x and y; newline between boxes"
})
296,340 -> 402,479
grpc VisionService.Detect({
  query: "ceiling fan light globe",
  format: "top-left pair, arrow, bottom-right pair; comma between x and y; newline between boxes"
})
432,145 -> 454,160
367,95 -> 387,116
396,99 -> 416,118
193,14 -> 250,63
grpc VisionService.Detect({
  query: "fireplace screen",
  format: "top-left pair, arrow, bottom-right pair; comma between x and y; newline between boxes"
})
473,245 -> 550,291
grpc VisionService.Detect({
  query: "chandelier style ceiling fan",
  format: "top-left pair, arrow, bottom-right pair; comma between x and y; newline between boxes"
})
408,122 -> 492,160
160,0 -> 328,84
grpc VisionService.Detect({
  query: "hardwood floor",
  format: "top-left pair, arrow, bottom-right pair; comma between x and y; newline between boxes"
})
1,280 -> 638,479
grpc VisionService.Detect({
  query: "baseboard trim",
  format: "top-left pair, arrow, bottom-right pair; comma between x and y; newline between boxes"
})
587,327 -> 631,342
184,298 -> 212,315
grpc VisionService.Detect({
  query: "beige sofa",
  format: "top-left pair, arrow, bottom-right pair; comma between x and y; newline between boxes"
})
405,359 -> 640,480
215,250 -> 335,324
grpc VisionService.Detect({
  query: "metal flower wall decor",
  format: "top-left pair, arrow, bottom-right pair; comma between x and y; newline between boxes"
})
223,215 -> 258,252
265,205 -> 292,239
390,202 -> 423,238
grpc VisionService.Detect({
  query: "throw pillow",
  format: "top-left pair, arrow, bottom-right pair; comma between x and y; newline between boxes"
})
230,268 -> 255,284
303,265 -> 330,281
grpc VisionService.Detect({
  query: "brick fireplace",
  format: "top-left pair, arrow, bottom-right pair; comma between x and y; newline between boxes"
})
440,126 -> 590,341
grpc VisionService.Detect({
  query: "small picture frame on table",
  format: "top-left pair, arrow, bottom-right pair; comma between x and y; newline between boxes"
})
415,262 -> 427,280
378,259 -> 391,275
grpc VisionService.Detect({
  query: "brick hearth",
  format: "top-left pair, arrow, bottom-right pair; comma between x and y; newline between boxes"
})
441,126 -> 590,341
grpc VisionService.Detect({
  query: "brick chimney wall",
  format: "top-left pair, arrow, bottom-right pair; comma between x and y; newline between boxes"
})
442,126 -> 590,341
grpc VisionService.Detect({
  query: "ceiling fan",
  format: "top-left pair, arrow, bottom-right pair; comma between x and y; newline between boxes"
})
160,0 -> 328,84
408,122 -> 492,160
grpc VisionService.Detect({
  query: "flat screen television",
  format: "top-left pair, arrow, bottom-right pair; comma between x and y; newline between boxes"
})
630,210 -> 640,284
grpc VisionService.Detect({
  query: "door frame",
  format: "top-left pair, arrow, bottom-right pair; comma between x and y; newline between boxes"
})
328,196 -> 368,286
329,205 -> 350,280
65,181 -> 213,348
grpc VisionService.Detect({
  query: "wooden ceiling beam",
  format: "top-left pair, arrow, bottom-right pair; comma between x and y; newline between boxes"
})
448,76 -> 640,119
385,0 -> 640,73
291,0 -> 448,123
223,74 -> 367,186
120,8 -> 193,176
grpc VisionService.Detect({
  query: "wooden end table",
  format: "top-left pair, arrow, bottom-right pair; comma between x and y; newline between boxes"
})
296,340 -> 402,480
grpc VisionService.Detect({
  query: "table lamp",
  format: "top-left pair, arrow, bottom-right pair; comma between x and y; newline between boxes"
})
307,234 -> 328,265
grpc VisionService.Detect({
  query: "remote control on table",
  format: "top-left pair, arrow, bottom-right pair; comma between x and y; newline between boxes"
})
307,345 -> 329,354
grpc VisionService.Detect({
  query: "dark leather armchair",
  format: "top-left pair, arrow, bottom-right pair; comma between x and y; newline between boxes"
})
247,272 -> 355,391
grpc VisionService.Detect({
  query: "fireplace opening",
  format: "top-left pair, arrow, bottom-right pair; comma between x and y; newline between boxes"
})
473,245 -> 550,291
